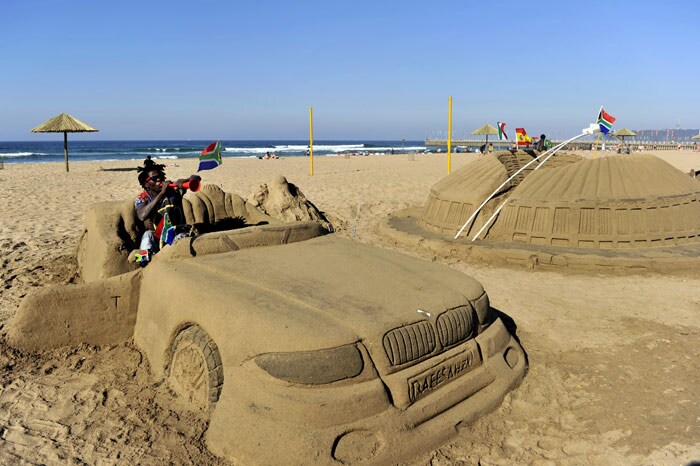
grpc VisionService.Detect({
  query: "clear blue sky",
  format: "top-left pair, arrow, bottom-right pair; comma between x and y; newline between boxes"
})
2,0 -> 698,141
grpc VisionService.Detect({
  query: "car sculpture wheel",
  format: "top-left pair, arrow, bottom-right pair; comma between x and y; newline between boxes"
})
166,325 -> 224,411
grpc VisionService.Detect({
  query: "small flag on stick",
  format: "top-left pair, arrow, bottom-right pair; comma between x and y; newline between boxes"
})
134,250 -> 150,263
515,128 -> 532,147
159,210 -> 176,249
597,109 -> 616,134
497,122 -> 508,140
198,140 -> 222,171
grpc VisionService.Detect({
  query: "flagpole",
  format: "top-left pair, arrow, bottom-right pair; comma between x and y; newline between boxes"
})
309,106 -> 314,176
593,105 -> 602,158
593,132 -> 601,158
447,96 -> 452,174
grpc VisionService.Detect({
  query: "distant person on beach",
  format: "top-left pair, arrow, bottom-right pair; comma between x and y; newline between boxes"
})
479,144 -> 487,155
140,157 -> 164,175
536,134 -> 547,152
142,155 -> 171,169
142,155 -> 158,170
134,164 -> 200,264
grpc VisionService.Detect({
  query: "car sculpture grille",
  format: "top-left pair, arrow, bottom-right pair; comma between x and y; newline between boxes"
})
436,305 -> 476,347
384,306 -> 478,366
383,321 -> 436,365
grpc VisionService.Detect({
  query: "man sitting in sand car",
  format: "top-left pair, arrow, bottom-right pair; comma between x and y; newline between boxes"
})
134,162 -> 200,263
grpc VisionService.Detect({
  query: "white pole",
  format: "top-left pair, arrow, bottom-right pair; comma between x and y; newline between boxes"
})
470,200 -> 509,242
454,131 -> 590,240
592,106 -> 603,155
469,136 -> 574,241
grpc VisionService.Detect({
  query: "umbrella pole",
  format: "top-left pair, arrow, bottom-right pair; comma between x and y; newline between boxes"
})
63,131 -> 69,172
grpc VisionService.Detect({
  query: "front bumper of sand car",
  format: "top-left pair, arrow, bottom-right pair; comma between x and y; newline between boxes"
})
205,302 -> 527,465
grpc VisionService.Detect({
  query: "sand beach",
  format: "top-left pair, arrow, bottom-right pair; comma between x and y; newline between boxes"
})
1,150 -> 699,465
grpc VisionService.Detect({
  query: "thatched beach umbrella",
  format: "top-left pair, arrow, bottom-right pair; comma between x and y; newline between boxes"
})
31,113 -> 98,172
612,128 -> 637,153
692,133 -> 700,140
613,128 -> 637,144
471,124 -> 499,149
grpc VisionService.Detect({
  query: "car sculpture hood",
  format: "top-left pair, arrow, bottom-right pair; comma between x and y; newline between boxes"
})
135,235 -> 488,373
154,235 -> 484,344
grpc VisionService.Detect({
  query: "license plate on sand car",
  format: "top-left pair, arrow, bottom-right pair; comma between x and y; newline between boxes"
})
407,345 -> 482,404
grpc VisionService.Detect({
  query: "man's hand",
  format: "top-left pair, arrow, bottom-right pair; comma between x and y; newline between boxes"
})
160,180 -> 171,194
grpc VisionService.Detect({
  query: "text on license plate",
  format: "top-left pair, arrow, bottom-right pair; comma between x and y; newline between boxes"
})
407,345 -> 482,403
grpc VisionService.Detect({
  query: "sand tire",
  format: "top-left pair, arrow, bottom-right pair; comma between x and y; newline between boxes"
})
166,325 -> 223,412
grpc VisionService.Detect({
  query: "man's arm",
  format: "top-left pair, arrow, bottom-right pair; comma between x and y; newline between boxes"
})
136,181 -> 169,222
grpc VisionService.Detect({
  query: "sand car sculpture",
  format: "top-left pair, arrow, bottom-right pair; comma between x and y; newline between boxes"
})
8,181 -> 527,466
383,151 -> 700,272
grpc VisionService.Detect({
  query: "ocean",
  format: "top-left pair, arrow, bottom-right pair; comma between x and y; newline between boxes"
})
0,140 -> 430,165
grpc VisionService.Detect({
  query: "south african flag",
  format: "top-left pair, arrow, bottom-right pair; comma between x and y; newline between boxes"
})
198,140 -> 222,171
159,209 -> 176,249
597,109 -> 616,134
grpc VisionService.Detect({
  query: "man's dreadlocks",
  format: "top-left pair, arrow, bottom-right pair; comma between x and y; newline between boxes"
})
137,158 -> 167,188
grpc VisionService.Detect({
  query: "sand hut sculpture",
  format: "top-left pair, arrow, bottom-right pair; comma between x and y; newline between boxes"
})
420,152 -> 700,250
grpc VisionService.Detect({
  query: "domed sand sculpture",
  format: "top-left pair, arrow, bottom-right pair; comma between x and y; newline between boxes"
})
8,178 -> 527,465
383,152 -> 700,272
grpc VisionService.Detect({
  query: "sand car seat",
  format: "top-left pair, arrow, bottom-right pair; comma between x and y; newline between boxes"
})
76,184 -> 326,283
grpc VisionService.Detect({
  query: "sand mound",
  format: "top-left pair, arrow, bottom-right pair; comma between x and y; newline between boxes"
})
421,152 -> 700,249
488,154 -> 700,249
382,152 -> 700,272
248,175 -> 334,232
421,151 -> 581,236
